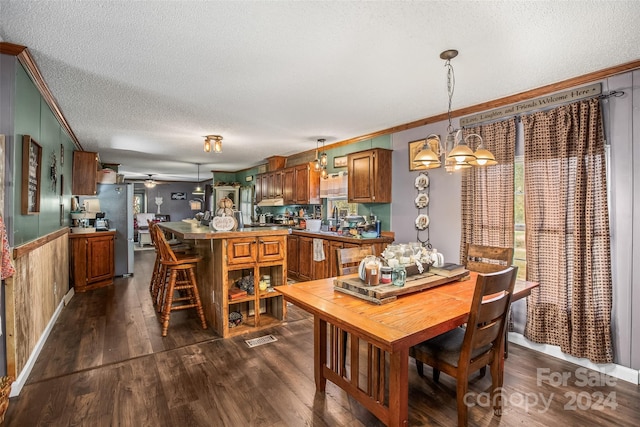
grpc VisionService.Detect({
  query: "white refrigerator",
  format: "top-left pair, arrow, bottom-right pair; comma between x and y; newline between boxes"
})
80,184 -> 134,276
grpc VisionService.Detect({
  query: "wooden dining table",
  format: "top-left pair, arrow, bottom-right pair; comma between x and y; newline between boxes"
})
275,271 -> 537,427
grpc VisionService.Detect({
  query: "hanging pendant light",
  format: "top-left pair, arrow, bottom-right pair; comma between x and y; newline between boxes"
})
414,134 -> 443,169
319,138 -> 328,167
437,49 -> 495,170
193,163 -> 205,195
313,139 -> 322,171
447,129 -> 475,166
467,134 -> 497,166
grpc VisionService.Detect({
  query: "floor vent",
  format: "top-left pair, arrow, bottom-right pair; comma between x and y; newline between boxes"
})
245,335 -> 278,348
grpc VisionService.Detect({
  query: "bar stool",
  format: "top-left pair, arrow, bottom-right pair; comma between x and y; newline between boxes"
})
153,223 -> 207,336
148,221 -> 191,310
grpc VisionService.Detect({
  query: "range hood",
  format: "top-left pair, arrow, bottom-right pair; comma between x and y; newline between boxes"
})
257,197 -> 284,207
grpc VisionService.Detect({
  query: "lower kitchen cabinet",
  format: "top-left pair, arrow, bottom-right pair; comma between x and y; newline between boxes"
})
287,234 -> 299,277
287,231 -> 393,281
297,236 -> 313,281
69,230 -> 115,292
221,235 -> 287,338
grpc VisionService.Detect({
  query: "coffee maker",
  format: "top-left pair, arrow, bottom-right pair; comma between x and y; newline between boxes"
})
95,212 -> 109,231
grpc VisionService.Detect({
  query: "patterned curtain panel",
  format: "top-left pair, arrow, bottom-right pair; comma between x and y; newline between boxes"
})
459,118 -> 516,261
522,98 -> 613,363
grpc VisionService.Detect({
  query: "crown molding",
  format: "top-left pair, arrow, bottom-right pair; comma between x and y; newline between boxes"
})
0,42 -> 82,150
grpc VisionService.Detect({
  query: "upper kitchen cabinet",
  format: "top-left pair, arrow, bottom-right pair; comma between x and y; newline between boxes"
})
282,167 -> 295,204
347,148 -> 392,203
72,151 -> 98,195
293,163 -> 321,205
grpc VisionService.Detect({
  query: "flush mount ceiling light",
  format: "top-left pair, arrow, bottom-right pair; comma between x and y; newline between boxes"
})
193,163 -> 205,195
203,135 -> 223,153
144,174 -> 156,188
438,49 -> 496,170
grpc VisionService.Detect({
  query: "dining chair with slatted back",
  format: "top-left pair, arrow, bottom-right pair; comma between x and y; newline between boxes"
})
336,245 -> 376,276
409,266 -> 518,427
464,243 -> 514,274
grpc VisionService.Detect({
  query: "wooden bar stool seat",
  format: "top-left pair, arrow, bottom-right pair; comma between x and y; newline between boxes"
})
152,223 -> 207,336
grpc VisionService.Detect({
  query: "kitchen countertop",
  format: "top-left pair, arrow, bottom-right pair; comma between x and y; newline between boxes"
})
291,229 -> 394,244
158,221 -> 290,240
160,221 -> 394,243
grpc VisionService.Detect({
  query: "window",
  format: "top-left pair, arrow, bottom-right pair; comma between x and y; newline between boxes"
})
327,198 -> 358,217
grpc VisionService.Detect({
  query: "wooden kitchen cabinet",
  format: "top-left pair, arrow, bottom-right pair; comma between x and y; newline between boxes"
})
348,148 -> 392,203
293,164 -> 321,205
287,231 -> 394,281
69,231 -> 115,292
72,151 -> 98,195
223,235 -> 286,337
255,171 -> 283,200
282,168 -> 295,204
313,238 -> 330,280
287,234 -> 299,277
255,174 -> 263,203
297,236 -> 313,281
270,171 -> 283,198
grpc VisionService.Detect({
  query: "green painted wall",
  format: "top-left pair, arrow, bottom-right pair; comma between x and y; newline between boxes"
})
12,63 -> 75,245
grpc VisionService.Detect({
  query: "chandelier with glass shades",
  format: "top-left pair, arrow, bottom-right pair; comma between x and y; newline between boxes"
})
414,50 -> 496,172
203,135 -> 223,153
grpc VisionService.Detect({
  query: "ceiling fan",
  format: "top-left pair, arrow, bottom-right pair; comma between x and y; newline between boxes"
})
144,174 -> 157,188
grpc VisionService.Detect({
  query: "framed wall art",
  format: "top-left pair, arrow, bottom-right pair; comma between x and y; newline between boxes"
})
171,192 -> 187,200
333,156 -> 347,168
22,135 -> 42,215
408,139 -> 427,171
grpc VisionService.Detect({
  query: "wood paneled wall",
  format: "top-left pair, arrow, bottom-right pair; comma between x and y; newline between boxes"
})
5,229 -> 69,377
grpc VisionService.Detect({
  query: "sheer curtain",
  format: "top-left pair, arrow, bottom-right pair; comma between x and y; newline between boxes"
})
459,118 -> 516,261
522,98 -> 613,363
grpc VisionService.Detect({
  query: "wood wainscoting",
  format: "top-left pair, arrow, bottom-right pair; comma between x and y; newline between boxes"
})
5,228 -> 69,382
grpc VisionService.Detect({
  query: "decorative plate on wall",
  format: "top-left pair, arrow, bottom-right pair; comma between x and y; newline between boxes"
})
414,173 -> 429,190
415,214 -> 430,230
415,193 -> 429,209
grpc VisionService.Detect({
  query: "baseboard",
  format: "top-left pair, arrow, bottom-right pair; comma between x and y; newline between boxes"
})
63,287 -> 74,305
509,333 -> 639,385
9,298 -> 66,397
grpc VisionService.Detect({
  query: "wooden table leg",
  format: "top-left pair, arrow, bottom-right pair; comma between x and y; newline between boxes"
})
314,315 -> 327,392
388,348 -> 409,427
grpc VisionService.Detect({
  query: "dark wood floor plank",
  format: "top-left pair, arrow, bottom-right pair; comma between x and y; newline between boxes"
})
5,250 -> 640,426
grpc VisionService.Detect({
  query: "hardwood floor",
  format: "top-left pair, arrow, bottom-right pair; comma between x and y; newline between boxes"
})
4,250 -> 639,426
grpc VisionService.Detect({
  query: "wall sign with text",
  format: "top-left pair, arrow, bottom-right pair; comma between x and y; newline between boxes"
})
22,135 -> 42,215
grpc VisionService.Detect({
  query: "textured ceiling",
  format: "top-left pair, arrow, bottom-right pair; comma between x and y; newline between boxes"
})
1,1 -> 639,182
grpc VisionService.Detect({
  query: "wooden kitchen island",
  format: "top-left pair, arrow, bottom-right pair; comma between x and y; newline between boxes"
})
158,221 -> 289,338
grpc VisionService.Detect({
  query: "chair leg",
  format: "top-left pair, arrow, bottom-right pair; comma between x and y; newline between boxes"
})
161,269 -> 178,337
490,358 -> 505,416
433,368 -> 440,383
415,359 -> 424,377
479,366 -> 487,377
456,375 -> 469,427
187,267 -> 207,330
